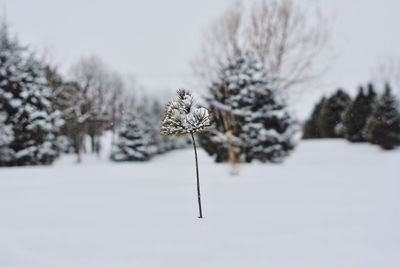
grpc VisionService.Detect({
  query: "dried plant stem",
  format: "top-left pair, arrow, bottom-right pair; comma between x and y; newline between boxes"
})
190,132 -> 203,219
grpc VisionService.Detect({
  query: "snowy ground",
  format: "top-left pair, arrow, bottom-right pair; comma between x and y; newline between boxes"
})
0,140 -> 399,267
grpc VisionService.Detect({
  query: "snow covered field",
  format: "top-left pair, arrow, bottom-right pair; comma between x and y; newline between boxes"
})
0,140 -> 399,267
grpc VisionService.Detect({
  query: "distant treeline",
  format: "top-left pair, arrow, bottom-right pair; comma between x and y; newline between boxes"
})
303,83 -> 400,150
0,23 -> 187,167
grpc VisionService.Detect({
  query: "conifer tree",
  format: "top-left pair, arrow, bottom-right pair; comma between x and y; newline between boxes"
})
366,83 -> 378,103
365,84 -> 400,150
342,84 -> 376,142
0,23 -> 63,166
318,89 -> 351,138
136,98 -> 160,156
0,112 -> 13,164
135,96 -> 190,156
110,112 -> 152,162
200,56 -> 297,163
303,97 -> 326,139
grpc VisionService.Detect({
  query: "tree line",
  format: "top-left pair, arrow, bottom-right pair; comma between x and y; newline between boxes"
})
0,0 -> 332,166
0,23 -> 187,166
9,0 -> 389,166
303,84 -> 400,150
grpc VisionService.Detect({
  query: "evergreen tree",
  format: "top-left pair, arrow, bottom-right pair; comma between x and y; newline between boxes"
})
0,111 -> 13,163
134,96 -> 190,156
342,84 -> 376,142
110,112 -> 152,161
303,97 -> 325,139
199,56 -> 297,163
0,23 -> 63,166
365,84 -> 400,150
318,89 -> 351,138
136,98 -> 160,156
366,83 -> 378,102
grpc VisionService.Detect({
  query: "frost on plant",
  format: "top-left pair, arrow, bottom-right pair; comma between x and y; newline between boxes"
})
161,89 -> 211,136
161,89 -> 212,219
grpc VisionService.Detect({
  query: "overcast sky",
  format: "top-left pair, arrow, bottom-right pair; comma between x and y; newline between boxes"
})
3,0 -> 400,116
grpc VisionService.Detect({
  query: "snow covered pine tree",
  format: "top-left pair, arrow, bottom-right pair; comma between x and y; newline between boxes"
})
161,89 -> 212,218
110,111 -> 153,161
0,23 -> 63,166
200,56 -> 297,163
0,111 -> 14,163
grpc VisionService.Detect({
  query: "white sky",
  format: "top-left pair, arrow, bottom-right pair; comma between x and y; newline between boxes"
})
3,0 -> 400,117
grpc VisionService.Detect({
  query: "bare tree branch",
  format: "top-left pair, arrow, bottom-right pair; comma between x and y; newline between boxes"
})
192,0 -> 331,93
372,56 -> 400,94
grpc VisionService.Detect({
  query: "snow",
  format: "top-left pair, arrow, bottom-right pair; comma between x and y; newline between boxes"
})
0,139 -> 399,267
0,26 -> 62,166
204,56 -> 297,163
161,89 -> 211,136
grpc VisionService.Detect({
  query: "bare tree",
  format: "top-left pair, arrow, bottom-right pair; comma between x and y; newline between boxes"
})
192,1 -> 243,86
70,56 -> 111,120
59,82 -> 91,163
192,0 -> 329,172
192,0 -> 330,91
372,56 -> 400,94
69,56 -> 126,155
46,66 -> 92,163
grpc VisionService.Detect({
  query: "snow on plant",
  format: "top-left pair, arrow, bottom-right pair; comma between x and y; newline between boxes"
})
161,89 -> 212,218
0,24 -> 63,166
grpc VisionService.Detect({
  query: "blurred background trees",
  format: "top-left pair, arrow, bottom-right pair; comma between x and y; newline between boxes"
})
0,23 -> 63,166
199,56 -> 297,163
365,84 -> 400,149
341,84 -> 376,142
302,83 -> 400,150
193,0 -> 330,164
69,56 -> 124,155
110,111 -> 152,162
0,19 -> 191,166
1,0 -> 400,168
318,89 -> 351,138
192,0 -> 330,92
303,97 -> 326,139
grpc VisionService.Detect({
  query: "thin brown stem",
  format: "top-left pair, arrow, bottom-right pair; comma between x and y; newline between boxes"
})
190,132 -> 203,219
